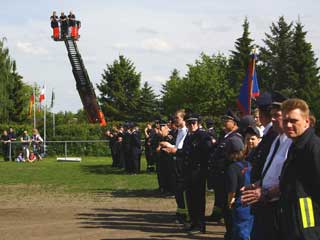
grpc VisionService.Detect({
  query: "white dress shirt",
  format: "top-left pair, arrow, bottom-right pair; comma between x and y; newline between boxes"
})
263,122 -> 273,136
175,127 -> 188,149
262,133 -> 292,192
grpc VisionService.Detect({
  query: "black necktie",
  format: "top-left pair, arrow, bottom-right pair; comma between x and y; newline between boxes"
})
261,137 -> 281,185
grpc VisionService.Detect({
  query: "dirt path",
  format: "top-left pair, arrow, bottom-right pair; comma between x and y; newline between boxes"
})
0,187 -> 225,240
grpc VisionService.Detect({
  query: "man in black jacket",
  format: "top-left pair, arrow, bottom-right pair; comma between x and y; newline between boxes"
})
208,109 -> 242,229
278,98 -> 320,240
250,92 -> 278,183
163,113 -> 213,233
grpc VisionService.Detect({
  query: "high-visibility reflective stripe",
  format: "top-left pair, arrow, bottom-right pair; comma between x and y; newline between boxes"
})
307,197 -> 315,227
299,197 -> 315,228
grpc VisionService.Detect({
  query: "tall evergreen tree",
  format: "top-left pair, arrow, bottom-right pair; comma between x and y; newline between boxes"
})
229,17 -> 255,95
291,20 -> 320,117
161,69 -> 184,115
137,81 -> 159,121
258,16 -> 296,95
0,38 -> 32,123
97,55 -> 141,121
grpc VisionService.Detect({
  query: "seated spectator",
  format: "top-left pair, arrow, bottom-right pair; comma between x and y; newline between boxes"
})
26,151 -> 37,163
15,152 -> 25,163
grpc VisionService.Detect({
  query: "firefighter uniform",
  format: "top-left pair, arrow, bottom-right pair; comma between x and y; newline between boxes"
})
279,127 -> 320,240
177,115 -> 213,233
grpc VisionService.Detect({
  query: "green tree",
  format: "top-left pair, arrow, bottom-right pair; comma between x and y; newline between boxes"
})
137,81 -> 159,121
161,69 -> 184,115
0,38 -> 32,124
161,54 -> 233,118
291,20 -> 320,117
258,16 -> 296,95
97,55 -> 141,121
229,17 -> 255,95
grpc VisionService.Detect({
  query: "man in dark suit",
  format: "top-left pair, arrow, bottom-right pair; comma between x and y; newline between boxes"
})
250,92 -> 278,182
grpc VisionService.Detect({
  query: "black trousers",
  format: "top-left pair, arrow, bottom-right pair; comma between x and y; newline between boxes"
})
186,168 -> 207,226
251,201 -> 280,240
211,172 -> 226,210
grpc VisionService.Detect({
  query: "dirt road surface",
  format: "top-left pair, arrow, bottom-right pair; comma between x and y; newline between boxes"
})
0,186 -> 225,240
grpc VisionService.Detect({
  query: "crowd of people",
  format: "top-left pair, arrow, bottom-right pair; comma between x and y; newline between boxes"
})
105,122 -> 142,174
1,128 -> 44,163
106,93 -> 320,240
50,10 -> 80,39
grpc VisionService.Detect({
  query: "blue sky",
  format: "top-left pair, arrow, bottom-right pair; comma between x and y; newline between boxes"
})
1,0 -> 319,112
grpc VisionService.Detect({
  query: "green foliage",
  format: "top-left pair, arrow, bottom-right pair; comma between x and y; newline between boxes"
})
257,17 -> 320,118
0,38 -> 32,124
290,21 -> 320,118
136,81 -> 160,121
97,55 -> 141,121
161,54 -> 234,118
258,16 -> 295,93
229,17 -> 255,96
161,69 -> 185,115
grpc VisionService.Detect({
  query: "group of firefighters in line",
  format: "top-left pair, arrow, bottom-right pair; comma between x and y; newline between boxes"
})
50,11 -> 81,40
105,93 -> 320,240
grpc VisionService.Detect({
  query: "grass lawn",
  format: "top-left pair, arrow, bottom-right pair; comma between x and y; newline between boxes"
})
0,156 -> 158,194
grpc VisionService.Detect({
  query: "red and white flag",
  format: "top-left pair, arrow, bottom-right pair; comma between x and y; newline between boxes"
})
39,87 -> 45,103
38,86 -> 45,112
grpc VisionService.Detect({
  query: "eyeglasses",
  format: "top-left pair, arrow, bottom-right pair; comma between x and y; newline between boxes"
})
186,121 -> 197,126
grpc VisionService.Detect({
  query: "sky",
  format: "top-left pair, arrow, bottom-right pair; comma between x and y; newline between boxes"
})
1,0 -> 320,113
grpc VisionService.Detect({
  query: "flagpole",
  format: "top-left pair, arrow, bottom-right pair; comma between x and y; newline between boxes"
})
51,88 -> 55,137
33,83 -> 36,129
44,82 -> 47,156
53,112 -> 55,137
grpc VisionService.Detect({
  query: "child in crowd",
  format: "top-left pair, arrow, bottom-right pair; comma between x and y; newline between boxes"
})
225,137 -> 253,240
15,152 -> 25,162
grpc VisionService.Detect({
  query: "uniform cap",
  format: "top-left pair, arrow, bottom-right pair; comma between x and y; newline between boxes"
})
271,91 -> 288,107
205,119 -> 214,127
238,115 -> 256,132
222,109 -> 240,124
245,126 -> 261,138
158,119 -> 168,127
256,92 -> 272,109
185,113 -> 201,122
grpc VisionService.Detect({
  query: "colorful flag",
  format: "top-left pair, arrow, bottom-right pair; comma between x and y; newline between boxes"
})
29,94 -> 34,116
50,89 -> 55,108
38,86 -> 45,112
237,53 -> 260,115
39,87 -> 45,103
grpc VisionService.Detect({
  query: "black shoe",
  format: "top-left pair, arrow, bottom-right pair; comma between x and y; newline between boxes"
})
186,225 -> 201,234
206,214 -> 223,223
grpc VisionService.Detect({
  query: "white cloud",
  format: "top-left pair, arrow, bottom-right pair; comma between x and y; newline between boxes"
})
113,43 -> 130,50
16,41 -> 48,55
141,38 -> 173,52
136,27 -> 158,35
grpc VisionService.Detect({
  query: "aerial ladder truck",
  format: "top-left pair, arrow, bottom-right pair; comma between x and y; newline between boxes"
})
51,20 -> 106,126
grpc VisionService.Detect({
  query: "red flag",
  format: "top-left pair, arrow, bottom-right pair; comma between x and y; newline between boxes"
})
38,87 -> 45,112
39,87 -> 45,103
